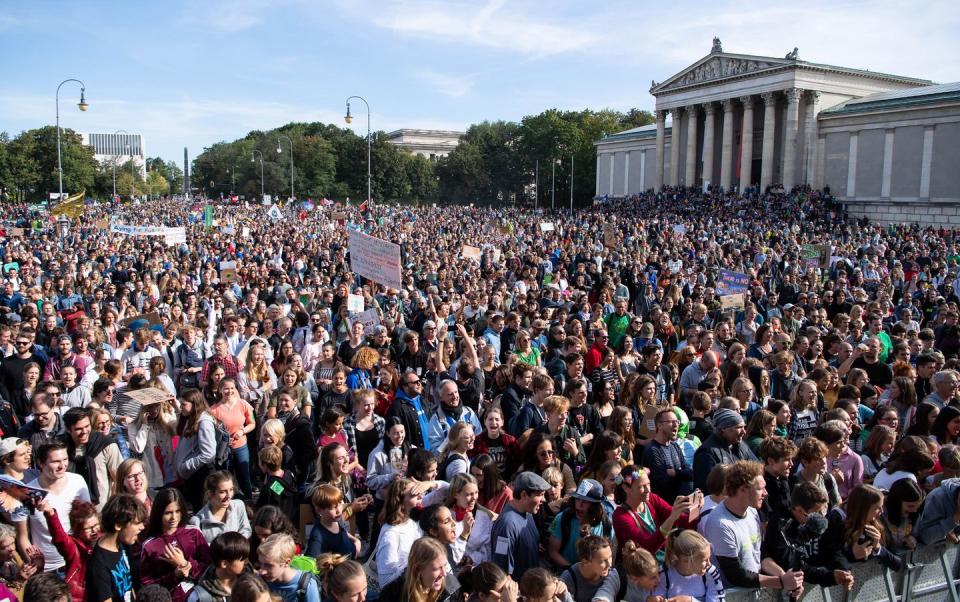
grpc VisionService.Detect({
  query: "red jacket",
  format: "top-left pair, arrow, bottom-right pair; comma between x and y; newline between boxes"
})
45,510 -> 93,602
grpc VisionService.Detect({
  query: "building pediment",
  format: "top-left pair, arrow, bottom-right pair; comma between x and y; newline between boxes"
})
651,53 -> 794,94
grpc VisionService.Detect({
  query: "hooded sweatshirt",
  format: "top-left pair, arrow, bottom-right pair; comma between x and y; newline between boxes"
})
916,478 -> 960,545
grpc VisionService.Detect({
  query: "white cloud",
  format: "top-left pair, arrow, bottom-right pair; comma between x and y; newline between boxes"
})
360,0 -> 597,57
179,0 -> 285,33
415,70 -> 477,98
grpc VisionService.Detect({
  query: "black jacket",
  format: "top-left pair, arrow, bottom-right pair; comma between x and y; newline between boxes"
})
387,390 -> 427,450
284,413 -> 317,486
693,433 -> 758,490
761,516 -> 837,586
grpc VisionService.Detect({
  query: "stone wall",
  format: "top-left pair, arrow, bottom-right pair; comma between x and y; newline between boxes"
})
844,201 -> 959,226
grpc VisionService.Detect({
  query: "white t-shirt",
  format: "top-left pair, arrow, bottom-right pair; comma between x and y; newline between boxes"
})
872,469 -> 916,492
702,502 -> 762,586
27,473 -> 90,571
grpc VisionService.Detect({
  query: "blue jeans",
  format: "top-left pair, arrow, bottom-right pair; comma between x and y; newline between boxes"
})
232,443 -> 253,500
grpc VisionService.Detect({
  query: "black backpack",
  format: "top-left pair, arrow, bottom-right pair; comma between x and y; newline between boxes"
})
211,418 -> 231,470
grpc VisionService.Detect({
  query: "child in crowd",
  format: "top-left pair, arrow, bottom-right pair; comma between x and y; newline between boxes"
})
187,532 -> 251,602
85,494 -> 147,602
256,533 -> 321,602
688,392 -> 714,442
256,445 -> 298,524
520,568 -> 573,602
652,529 -> 725,602
559,535 -> 617,602
305,483 -> 361,558
594,541 -> 660,602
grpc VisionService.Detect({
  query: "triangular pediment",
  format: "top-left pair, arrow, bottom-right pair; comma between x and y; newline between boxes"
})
651,53 -> 794,94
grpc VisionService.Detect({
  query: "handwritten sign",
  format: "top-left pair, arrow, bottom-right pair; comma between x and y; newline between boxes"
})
462,245 -> 482,261
220,260 -> 238,284
716,269 -> 750,296
603,225 -> 618,248
354,308 -> 381,336
720,294 -> 746,311
347,293 -> 365,313
348,229 -> 402,290
673,224 -> 687,235
539,222 -> 555,232
123,387 -> 174,407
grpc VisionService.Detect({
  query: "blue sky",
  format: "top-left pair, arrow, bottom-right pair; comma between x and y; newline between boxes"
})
2,0 -> 958,164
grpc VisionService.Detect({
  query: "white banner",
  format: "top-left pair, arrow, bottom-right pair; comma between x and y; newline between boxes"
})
348,229 -> 402,290
354,308 -> 381,336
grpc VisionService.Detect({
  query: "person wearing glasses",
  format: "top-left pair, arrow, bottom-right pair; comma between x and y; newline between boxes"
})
585,329 -> 611,374
18,394 -> 64,461
642,408 -> 694,503
114,458 -> 153,514
387,370 -> 430,450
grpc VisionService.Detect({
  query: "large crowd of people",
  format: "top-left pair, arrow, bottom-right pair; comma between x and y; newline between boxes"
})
1,185 -> 960,602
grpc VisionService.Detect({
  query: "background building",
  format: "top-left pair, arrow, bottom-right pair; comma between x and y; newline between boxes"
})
386,129 -> 463,160
81,132 -> 146,177
594,39 -> 960,225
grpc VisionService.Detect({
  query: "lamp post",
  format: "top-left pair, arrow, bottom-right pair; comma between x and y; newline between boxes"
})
226,166 -> 236,194
55,78 -> 89,206
125,143 -> 134,199
276,135 -> 294,201
111,129 -> 128,201
252,150 -> 265,199
344,96 -> 371,205
551,159 -> 556,210
570,155 -> 574,213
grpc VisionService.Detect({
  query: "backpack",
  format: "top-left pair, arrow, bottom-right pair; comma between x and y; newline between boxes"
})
295,570 -> 322,602
211,419 -> 231,470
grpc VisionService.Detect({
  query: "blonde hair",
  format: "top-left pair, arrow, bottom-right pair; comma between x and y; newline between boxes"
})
443,422 -> 474,460
541,394 -> 570,415
257,532 -> 296,563
260,419 -> 286,447
665,529 -> 711,569
541,465 -> 563,487
315,553 -> 365,597
620,540 -> 659,578
404,537 -> 447,602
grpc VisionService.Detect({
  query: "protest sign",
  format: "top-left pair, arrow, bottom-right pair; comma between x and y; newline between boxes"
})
164,227 -> 186,246
720,294 -> 746,311
348,229 -> 402,290
332,211 -> 347,222
123,387 -> 174,407
220,260 -> 238,284
799,243 -> 832,269
540,222 -> 555,232
673,224 -> 687,235
347,293 -> 365,313
354,308 -> 381,335
267,205 -> 283,220
716,269 -> 750,296
242,226 -> 250,238
603,225 -> 618,248
9,228 -> 24,237
462,245 -> 482,261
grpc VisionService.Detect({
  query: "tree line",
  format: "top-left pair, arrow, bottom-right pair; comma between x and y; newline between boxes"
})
0,108 -> 652,206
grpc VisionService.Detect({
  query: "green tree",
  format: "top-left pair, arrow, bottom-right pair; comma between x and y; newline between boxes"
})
146,171 -> 170,198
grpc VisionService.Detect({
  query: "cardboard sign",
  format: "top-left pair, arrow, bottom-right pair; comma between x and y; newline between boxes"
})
720,294 -> 746,311
348,229 -> 402,290
121,311 -> 162,328
332,211 -> 347,222
603,225 -> 618,248
637,403 -> 669,439
462,245 -> 482,261
9,228 -> 24,237
354,308 -> 381,336
539,222 -> 555,232
94,221 -> 108,231
347,293 -> 365,313
220,260 -> 238,284
123,387 -> 174,407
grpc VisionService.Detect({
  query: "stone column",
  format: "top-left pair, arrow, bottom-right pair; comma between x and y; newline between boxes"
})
684,105 -> 699,186
719,99 -> 735,190
739,96 -> 754,190
782,88 -> 802,189
803,91 -> 821,185
760,92 -> 778,190
669,108 -> 682,186
655,110 -> 666,190
701,103 -> 716,188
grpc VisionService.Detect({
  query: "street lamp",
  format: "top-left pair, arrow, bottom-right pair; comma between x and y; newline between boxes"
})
226,166 -> 236,194
276,135 -> 294,201
112,129 -> 128,201
55,78 -> 89,206
252,150 -> 265,199
125,143 -> 134,199
345,96 -> 371,205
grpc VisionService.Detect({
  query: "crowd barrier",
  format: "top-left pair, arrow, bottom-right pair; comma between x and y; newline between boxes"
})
724,542 -> 960,602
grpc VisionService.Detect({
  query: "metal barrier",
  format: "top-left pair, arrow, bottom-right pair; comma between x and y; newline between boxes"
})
721,543 -> 960,602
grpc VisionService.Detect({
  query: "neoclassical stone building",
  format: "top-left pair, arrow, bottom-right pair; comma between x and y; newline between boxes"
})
595,39 -> 960,224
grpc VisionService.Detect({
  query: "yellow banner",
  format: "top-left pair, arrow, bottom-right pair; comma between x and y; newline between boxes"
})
51,191 -> 85,218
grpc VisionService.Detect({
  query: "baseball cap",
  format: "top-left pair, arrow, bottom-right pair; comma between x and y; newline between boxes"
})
0,437 -> 27,457
569,479 -> 604,503
513,471 -> 550,494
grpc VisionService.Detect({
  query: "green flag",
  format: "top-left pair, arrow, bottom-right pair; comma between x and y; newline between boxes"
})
204,205 -> 213,228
